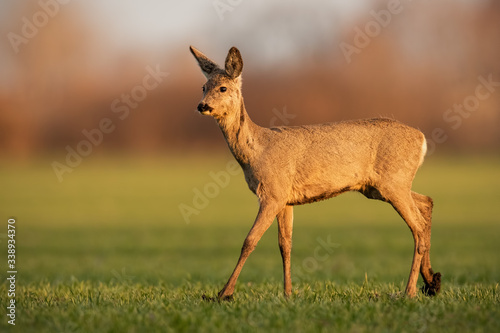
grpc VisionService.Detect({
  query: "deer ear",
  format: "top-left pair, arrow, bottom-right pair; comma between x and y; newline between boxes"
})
190,46 -> 220,78
225,47 -> 243,79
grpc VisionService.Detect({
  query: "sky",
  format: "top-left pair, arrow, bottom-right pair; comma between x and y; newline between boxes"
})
77,0 -> 375,66
0,0 -> 372,82
82,0 -> 369,45
0,0 -> 491,81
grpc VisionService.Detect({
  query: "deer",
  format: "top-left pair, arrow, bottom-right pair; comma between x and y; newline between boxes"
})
189,45 -> 441,300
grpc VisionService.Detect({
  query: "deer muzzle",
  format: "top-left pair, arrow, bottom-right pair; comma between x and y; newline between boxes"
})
197,103 -> 213,115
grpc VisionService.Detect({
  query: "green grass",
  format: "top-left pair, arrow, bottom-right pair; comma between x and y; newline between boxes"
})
0,153 -> 499,332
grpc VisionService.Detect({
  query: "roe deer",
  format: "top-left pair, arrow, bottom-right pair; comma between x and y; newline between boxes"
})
190,46 -> 441,300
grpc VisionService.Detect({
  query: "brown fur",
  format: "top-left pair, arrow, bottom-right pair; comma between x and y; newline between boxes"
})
190,46 -> 440,299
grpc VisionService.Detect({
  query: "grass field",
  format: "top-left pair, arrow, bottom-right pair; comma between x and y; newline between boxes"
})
1,153 -> 499,332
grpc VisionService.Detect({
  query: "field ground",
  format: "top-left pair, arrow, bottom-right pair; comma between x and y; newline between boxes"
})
0,154 -> 499,332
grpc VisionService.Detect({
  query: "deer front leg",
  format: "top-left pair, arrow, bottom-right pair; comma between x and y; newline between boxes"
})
406,233 -> 424,297
217,201 -> 282,300
277,205 -> 294,297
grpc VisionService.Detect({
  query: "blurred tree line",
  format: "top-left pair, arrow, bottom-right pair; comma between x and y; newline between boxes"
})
0,0 -> 499,159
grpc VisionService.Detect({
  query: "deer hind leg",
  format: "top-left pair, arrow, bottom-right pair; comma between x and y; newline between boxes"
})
411,191 -> 441,296
277,205 -> 294,297
382,188 -> 427,297
217,201 -> 282,300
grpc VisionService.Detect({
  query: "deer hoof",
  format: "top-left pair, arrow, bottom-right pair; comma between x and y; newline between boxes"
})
218,294 -> 234,302
421,272 -> 441,296
217,289 -> 235,302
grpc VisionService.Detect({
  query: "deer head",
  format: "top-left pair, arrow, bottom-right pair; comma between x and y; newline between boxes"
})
190,46 -> 244,121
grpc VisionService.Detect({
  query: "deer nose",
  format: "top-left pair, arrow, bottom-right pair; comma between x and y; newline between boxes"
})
197,103 -> 213,113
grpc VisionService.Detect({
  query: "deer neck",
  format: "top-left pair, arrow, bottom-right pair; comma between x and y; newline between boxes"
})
216,99 -> 262,167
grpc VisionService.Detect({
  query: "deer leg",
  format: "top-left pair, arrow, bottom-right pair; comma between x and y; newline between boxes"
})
217,201 -> 282,300
406,232 -> 424,297
277,205 -> 294,297
411,192 -> 441,296
386,191 -> 427,297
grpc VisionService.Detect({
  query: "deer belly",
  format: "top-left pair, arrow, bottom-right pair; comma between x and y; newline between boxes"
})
287,184 -> 352,205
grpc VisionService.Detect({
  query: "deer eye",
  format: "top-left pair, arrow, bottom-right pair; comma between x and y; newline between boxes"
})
220,86 -> 227,92
202,86 -> 206,92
